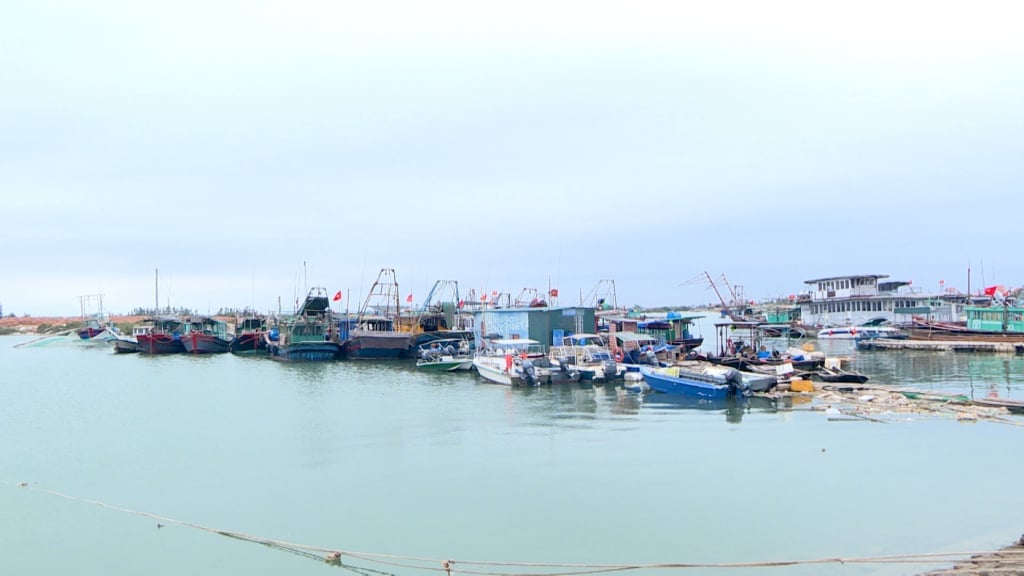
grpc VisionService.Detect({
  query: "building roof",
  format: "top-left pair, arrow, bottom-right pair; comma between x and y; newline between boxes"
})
803,274 -> 889,284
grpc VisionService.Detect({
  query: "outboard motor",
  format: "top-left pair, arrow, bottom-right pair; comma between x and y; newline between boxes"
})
521,359 -> 538,386
601,359 -> 619,381
723,368 -> 750,397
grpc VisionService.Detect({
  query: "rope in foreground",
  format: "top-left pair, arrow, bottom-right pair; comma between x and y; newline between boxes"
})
17,482 -> 985,574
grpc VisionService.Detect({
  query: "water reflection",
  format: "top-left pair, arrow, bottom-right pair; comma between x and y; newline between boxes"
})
855,349 -> 1024,400
640,393 -> 780,423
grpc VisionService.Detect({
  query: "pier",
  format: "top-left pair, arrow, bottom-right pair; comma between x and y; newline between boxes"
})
858,338 -> 1024,353
920,536 -> 1024,575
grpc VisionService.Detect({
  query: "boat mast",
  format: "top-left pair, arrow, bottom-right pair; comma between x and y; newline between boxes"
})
155,268 -> 159,315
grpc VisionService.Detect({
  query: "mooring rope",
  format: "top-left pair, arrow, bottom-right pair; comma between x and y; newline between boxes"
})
15,482 -> 990,574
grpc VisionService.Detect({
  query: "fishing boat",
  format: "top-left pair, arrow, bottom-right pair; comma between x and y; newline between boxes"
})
641,362 -> 751,399
406,280 -> 475,349
473,338 -> 579,386
267,287 -> 342,362
181,316 -> 232,354
229,314 -> 269,356
136,316 -> 186,354
344,268 -> 414,359
907,303 -> 1024,342
637,313 -> 705,352
75,294 -> 120,343
111,324 -> 152,354
415,337 -> 474,371
610,331 -> 662,365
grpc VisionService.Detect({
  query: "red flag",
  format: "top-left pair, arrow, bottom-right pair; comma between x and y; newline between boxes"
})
333,290 -> 342,302
984,285 -> 998,296
457,300 -> 465,308
406,293 -> 413,303
481,293 -> 488,302
548,288 -> 559,298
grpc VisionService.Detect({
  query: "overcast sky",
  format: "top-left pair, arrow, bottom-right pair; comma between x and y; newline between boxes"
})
2,0 -> 1022,316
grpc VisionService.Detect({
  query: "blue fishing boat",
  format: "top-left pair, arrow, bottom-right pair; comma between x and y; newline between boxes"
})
268,287 -> 342,362
641,362 -> 750,399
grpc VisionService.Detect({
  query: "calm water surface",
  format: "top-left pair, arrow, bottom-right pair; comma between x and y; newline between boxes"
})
2,334 -> 1023,576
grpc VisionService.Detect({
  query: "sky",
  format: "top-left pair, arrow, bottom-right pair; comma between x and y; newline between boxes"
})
2,0 -> 1022,316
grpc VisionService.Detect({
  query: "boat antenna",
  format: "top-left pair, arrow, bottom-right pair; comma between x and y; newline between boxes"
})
154,268 -> 159,315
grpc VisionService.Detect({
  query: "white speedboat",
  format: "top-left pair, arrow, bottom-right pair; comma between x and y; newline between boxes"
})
473,338 -> 579,386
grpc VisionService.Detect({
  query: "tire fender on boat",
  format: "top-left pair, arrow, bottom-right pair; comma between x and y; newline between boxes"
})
614,349 -> 625,362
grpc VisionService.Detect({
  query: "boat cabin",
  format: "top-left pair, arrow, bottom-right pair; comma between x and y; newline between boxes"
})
798,274 -> 961,327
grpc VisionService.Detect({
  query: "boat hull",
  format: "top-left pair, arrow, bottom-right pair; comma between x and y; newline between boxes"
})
344,332 -> 413,359
77,327 -> 104,340
641,365 -> 746,399
473,357 -> 520,385
269,341 -> 340,362
229,332 -> 268,356
136,334 -> 185,354
416,358 -> 474,371
112,337 -> 139,353
181,332 -> 231,354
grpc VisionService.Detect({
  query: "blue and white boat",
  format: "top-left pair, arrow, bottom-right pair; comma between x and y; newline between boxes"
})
641,362 -> 752,399
815,318 -> 908,340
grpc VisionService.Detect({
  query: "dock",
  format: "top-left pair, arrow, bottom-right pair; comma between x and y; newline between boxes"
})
919,536 -> 1024,575
858,338 -> 1024,353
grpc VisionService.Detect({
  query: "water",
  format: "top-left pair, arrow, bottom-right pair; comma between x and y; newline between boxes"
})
2,334 -> 1023,576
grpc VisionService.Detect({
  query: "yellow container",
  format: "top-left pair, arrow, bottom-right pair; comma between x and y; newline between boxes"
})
789,379 -> 815,393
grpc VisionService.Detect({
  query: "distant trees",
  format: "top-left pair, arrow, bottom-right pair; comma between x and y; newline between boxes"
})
130,306 -> 196,316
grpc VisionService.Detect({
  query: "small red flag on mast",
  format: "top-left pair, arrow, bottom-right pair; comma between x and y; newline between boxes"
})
333,291 -> 342,302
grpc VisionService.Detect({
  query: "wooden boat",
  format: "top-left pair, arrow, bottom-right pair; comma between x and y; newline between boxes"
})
415,338 -> 473,371
908,307 -> 1024,342
268,287 -> 342,362
640,362 -> 750,399
637,313 -> 705,352
813,366 -> 869,384
181,316 -> 232,354
344,268 -> 414,359
229,314 -> 269,356
611,332 -> 662,365
970,397 -> 1024,414
136,316 -> 186,354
